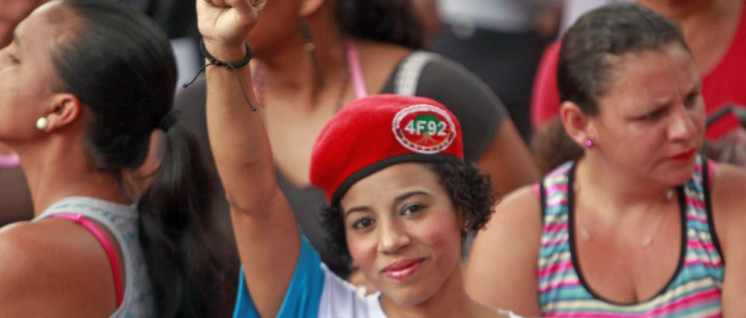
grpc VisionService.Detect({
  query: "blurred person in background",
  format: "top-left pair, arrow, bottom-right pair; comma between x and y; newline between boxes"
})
432,0 -> 561,142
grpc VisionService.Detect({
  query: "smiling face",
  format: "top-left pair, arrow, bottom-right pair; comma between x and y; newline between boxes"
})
339,162 -> 463,306
589,43 -> 705,185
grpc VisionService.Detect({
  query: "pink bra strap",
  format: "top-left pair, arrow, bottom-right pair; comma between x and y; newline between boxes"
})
346,39 -> 368,99
0,154 -> 20,168
49,213 -> 123,307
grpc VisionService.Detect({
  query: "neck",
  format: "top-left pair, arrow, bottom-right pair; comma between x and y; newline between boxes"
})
575,155 -> 675,214
256,39 -> 349,112
380,266 -> 483,318
16,137 -> 131,216
256,17 -> 349,112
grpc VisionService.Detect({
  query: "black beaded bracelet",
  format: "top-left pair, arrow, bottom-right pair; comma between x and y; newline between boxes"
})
184,39 -> 257,111
199,39 -> 252,69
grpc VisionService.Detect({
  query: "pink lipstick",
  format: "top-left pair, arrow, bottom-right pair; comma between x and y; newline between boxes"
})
382,258 -> 425,280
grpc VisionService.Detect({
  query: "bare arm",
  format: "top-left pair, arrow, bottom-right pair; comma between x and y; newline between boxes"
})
0,222 -> 119,317
465,186 -> 543,316
477,120 -> 540,195
197,1 -> 300,316
711,164 -> 746,316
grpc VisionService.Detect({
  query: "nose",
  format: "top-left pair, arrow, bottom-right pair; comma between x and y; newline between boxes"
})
668,105 -> 699,142
378,219 -> 411,255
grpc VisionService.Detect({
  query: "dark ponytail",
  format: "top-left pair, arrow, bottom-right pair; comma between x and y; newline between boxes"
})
138,124 -> 235,317
50,1 -> 234,316
335,0 -> 425,50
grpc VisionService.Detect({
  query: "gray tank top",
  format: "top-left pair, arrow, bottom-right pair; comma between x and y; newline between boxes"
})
35,196 -> 155,317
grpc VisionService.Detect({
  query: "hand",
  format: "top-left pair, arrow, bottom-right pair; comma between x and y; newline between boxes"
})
196,0 -> 265,59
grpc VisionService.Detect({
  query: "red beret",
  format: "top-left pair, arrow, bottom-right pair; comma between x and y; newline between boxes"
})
310,94 -> 464,206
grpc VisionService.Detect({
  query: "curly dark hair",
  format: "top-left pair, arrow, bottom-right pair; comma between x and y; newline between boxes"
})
320,161 -> 495,265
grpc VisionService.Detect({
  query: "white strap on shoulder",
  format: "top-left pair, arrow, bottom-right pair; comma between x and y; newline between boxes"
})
394,51 -> 441,96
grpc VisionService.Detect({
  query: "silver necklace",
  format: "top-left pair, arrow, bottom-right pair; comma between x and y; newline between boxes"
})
576,185 -> 674,247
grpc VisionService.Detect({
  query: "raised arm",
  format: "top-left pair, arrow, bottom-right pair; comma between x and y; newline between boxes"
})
197,1 -> 300,316
711,164 -> 746,317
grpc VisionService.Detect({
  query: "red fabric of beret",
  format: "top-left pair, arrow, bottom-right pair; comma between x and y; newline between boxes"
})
310,94 -> 464,206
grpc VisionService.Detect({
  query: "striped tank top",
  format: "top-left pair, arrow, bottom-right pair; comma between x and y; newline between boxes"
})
537,156 -> 724,317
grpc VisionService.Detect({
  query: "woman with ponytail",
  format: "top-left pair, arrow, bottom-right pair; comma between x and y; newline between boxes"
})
0,0 -> 235,316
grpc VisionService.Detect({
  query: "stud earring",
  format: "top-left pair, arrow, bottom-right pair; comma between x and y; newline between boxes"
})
36,117 -> 49,130
585,139 -> 594,148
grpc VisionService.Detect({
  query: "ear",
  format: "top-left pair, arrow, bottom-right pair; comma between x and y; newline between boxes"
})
299,0 -> 326,17
41,93 -> 82,133
559,101 -> 595,148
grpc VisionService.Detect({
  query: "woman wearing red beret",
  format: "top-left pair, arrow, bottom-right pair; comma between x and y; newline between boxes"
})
178,0 -> 539,281
197,0 -> 519,317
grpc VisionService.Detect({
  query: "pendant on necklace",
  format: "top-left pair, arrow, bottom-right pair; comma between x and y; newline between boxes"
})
665,189 -> 674,201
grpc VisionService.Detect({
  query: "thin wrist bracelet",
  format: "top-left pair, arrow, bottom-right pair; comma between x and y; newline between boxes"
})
183,38 -> 257,111
199,39 -> 252,69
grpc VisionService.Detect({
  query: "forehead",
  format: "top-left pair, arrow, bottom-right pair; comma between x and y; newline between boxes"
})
340,163 -> 442,206
599,44 -> 697,111
14,2 -> 72,47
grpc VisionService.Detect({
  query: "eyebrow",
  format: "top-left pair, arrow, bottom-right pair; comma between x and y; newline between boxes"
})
393,190 -> 430,205
647,80 -> 702,110
343,190 -> 431,218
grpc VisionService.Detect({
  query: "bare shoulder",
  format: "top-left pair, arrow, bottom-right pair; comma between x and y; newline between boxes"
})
486,185 -> 543,237
711,163 -> 746,254
354,39 -> 412,90
465,185 -> 543,316
470,185 -> 542,265
0,220 -> 117,316
711,163 -> 746,202
356,39 -> 412,57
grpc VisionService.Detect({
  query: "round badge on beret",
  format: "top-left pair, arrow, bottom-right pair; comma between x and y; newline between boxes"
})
392,104 -> 457,154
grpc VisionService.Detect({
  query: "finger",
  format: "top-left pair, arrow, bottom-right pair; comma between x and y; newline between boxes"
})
224,0 -> 251,11
201,0 -> 219,7
224,0 -> 259,23
209,0 -> 228,8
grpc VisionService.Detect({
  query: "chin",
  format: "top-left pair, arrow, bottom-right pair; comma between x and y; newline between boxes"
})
666,162 -> 697,185
381,284 -> 433,307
